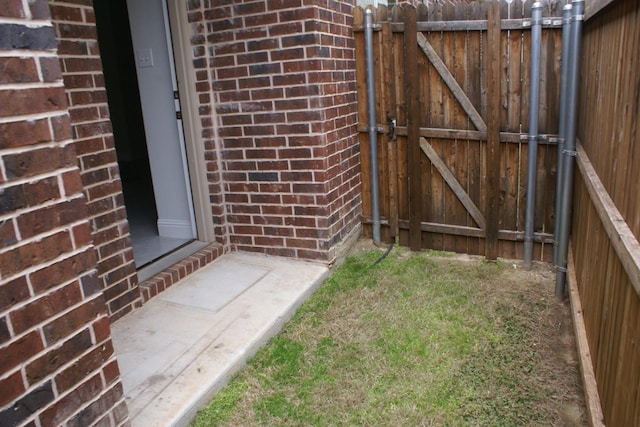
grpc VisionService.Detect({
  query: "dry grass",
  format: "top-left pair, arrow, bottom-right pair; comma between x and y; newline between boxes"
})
191,244 -> 586,426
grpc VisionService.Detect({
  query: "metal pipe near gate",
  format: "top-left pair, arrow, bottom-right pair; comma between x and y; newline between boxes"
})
364,9 -> 381,245
523,2 -> 543,270
556,0 -> 585,298
553,4 -> 573,268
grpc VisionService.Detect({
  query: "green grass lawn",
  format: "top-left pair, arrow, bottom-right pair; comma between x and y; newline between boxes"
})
191,247 -> 585,426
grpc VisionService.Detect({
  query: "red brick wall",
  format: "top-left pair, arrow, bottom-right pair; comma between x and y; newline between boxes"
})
48,0 -> 141,321
0,0 -> 129,425
188,0 -> 362,262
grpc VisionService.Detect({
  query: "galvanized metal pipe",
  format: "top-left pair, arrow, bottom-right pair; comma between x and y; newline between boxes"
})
523,2 -> 543,269
364,9 -> 381,244
556,0 -> 585,298
553,4 -> 573,268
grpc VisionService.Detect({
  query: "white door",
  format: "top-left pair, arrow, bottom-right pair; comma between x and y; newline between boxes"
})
125,0 -> 196,240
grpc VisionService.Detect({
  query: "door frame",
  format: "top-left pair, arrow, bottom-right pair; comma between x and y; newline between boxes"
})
165,0 -> 216,242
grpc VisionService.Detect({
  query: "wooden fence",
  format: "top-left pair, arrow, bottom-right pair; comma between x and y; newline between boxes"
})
355,1 -> 563,261
570,0 -> 640,424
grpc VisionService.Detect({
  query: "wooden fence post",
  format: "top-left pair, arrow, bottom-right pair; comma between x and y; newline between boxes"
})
485,2 -> 502,260
404,6 -> 422,251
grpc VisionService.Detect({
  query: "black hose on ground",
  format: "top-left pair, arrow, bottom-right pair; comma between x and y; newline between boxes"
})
372,243 -> 394,266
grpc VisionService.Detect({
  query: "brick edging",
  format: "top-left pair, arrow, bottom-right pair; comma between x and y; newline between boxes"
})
138,243 -> 225,304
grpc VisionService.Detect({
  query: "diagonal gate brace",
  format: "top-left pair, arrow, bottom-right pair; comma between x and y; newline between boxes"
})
419,137 -> 487,230
417,33 -> 488,133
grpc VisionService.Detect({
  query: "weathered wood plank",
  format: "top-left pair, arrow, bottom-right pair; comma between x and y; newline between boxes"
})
417,32 -> 488,132
567,247 -> 606,427
417,2 -> 429,21
518,28 -> 532,241
381,19 -> 563,32
453,26 -> 470,254
426,30 -> 445,250
354,7 -> 372,237
485,1 -> 501,260
498,230 -> 553,243
501,26 -> 520,260
544,29 -> 561,235
466,28 -> 482,255
440,22 -> 458,253
363,217 -> 553,243
585,0 -> 616,20
616,15 -> 639,226
576,141 -> 640,296
373,8 -> 391,242
597,245 -> 619,417
536,30 -> 554,242
403,220 -> 484,238
420,137 -> 486,230
430,0 -> 443,21
606,256 -> 630,426
622,286 -> 640,424
578,180 -> 608,373
405,6 -> 422,251
392,5 -> 409,247
362,126 -> 559,144
363,217 -> 482,238
468,1 -> 483,20
443,0 -> 456,21
478,25 -> 489,253
380,19 -> 398,238
419,31 -> 434,250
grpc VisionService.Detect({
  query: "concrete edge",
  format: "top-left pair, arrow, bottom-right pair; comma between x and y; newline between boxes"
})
170,266 -> 332,427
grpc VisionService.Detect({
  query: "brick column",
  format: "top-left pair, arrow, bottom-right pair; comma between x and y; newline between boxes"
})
189,0 -> 362,262
0,1 -> 129,425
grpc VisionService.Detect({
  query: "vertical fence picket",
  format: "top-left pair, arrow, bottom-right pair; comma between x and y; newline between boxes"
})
502,9 -> 520,260
427,27 -> 445,251
392,5 -> 410,247
354,7 -> 371,239
372,7 -> 390,243
453,16 -> 469,254
485,2 -> 501,260
467,26 -> 482,255
442,4 -> 457,253
516,27 -> 531,260
543,29 -> 561,260
378,7 -> 398,239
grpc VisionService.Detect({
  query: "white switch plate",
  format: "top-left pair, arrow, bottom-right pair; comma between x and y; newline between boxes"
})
137,48 -> 154,68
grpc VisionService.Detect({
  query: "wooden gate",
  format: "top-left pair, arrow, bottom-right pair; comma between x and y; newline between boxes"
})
355,1 -> 563,261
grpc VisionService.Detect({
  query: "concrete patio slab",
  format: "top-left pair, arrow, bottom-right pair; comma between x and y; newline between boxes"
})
110,252 -> 330,427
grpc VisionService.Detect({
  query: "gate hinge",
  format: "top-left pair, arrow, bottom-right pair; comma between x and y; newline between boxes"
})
519,134 -> 560,143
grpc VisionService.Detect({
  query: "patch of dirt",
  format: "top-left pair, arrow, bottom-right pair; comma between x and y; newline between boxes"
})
505,263 -> 587,426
